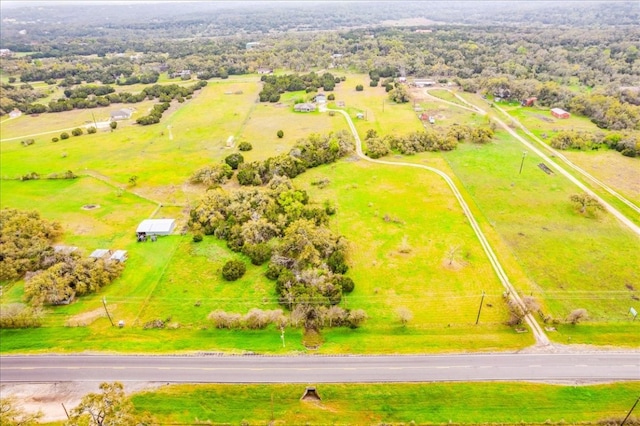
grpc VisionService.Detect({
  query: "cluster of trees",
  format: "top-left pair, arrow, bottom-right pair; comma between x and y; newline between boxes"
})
550,130 -> 639,157
189,174 -> 358,330
365,125 -> 495,158
0,82 -> 46,115
259,72 -> 343,102
190,163 -> 234,187
0,209 -> 124,321
237,131 -> 353,186
0,208 -> 62,282
23,253 -> 124,307
569,92 -> 640,131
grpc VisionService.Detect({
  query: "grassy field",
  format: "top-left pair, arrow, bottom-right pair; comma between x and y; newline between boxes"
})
1,74 -> 639,352
129,382 -> 640,425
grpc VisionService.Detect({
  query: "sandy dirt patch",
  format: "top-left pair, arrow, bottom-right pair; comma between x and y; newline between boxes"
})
65,305 -> 116,327
0,382 -> 163,422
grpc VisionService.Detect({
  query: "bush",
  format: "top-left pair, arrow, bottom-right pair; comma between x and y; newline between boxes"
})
238,141 -> 253,151
243,243 -> 272,265
0,303 -> 43,329
335,275 -> 355,293
355,84 -> 364,92
110,121 -> 117,130
192,233 -> 203,243
20,139 -> 35,147
222,260 -> 246,281
52,137 -> 59,143
71,128 -> 83,137
224,153 -> 245,170
60,132 -> 70,140
87,126 -> 97,134
277,130 -> 284,139
327,93 -> 335,101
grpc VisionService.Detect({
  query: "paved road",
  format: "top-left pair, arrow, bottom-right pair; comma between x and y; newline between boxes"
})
1,353 -> 638,383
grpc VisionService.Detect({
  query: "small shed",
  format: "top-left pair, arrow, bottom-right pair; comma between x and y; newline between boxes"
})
356,112 -> 364,119
89,249 -> 111,259
521,97 -> 537,107
110,250 -> 128,262
110,109 -> 133,121
314,93 -> 326,104
551,108 -> 570,119
294,103 -> 316,113
8,109 -> 22,119
136,219 -> 176,237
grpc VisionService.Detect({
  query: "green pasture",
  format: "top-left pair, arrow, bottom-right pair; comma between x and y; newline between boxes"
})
330,73 -> 424,137
130,382 -> 640,425
440,132 -> 640,345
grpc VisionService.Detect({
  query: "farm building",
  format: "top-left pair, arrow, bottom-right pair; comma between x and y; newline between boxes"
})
110,250 -> 128,262
521,97 -> 537,107
110,109 -> 133,121
551,108 -> 570,119
89,249 -> 111,259
136,219 -> 176,237
413,79 -> 436,87
294,103 -> 316,112
8,109 -> 22,119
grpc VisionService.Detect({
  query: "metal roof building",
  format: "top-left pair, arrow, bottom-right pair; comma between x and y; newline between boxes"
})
136,219 -> 176,236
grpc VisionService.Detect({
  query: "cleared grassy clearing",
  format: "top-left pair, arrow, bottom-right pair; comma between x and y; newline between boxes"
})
296,160 -> 533,352
329,73 -> 424,137
131,382 -> 640,425
441,132 -> 640,345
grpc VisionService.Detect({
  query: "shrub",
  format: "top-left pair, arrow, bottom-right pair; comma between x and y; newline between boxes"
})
327,93 -> 335,101
567,308 -> 588,325
334,275 -> 354,293
60,132 -> 70,140
238,141 -> 253,151
277,130 -> 284,139
0,303 -> 43,329
222,260 -> 246,281
243,243 -> 272,265
51,137 -> 59,143
192,233 -> 203,243
355,84 -> 364,91
87,126 -> 97,134
20,139 -> 35,147
369,79 -> 379,87
71,128 -> 83,137
110,121 -> 117,130
224,153 -> 245,170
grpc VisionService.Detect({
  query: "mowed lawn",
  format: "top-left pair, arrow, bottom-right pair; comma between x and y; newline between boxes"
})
441,131 -> 640,346
131,382 -> 640,425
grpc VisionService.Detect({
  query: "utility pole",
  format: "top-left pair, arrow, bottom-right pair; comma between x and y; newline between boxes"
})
621,395 -> 640,426
475,291 -> 486,325
519,151 -> 527,174
102,297 -> 115,327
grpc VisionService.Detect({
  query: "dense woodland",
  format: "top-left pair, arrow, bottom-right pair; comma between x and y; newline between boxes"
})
1,2 -> 639,157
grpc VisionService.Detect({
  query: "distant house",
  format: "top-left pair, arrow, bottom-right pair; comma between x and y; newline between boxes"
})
246,42 -> 261,50
413,79 -> 436,88
110,250 -> 128,263
171,69 -> 191,79
89,249 -> 112,259
8,109 -> 22,119
136,219 -> 176,237
356,112 -> 365,119
314,93 -> 326,104
257,67 -> 272,74
521,97 -> 537,107
110,109 -> 133,121
0,49 -> 12,57
551,108 -> 570,119
294,103 -> 316,112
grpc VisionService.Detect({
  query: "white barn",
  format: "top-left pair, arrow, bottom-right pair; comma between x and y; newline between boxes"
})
136,219 -> 176,236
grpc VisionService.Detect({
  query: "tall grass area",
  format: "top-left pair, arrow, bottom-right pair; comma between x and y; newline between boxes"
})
441,132 -> 640,345
131,382 -> 640,424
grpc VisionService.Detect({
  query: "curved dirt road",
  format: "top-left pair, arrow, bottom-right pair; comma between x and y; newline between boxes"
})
328,107 -> 550,346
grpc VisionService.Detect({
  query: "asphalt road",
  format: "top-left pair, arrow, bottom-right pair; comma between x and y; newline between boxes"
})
1,353 -> 638,384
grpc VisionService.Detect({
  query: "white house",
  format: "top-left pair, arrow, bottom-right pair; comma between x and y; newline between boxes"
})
314,93 -> 327,104
89,249 -> 111,259
110,108 -> 133,121
294,103 -> 316,112
136,219 -> 176,236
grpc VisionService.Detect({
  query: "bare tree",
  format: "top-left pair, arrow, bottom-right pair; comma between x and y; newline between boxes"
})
395,307 -> 414,326
567,308 -> 588,325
